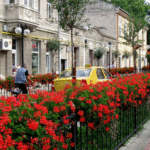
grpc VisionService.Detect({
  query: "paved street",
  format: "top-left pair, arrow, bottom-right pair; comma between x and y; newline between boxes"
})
119,119 -> 150,150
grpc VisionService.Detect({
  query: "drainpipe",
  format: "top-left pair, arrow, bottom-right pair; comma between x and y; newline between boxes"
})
58,12 -> 61,75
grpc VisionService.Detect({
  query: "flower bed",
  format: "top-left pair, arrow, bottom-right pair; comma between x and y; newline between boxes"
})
0,90 -> 75,149
0,73 -> 58,90
63,73 -> 149,131
142,65 -> 150,71
109,67 -> 134,75
30,73 -> 58,85
0,73 -> 150,149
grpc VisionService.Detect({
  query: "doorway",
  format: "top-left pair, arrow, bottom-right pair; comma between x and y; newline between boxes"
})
89,50 -> 93,66
61,59 -> 66,72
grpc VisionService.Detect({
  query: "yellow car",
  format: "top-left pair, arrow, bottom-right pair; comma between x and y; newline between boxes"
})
54,66 -> 112,91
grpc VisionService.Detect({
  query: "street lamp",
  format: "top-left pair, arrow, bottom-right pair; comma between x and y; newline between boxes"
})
145,10 -> 150,24
15,23 -> 30,66
108,42 -> 111,72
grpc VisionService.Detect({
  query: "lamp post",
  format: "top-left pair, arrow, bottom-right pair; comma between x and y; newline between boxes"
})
108,42 -> 111,72
145,10 -> 150,24
15,23 -> 30,66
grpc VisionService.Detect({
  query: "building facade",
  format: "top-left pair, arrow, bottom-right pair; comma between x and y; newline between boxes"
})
0,0 -> 147,78
83,0 -> 148,69
0,0 -> 117,78
116,7 -> 148,69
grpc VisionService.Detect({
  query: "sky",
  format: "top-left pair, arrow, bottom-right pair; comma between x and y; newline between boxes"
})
145,0 -> 150,3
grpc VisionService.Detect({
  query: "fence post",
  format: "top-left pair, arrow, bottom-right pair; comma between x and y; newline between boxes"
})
71,114 -> 77,150
134,107 -> 137,129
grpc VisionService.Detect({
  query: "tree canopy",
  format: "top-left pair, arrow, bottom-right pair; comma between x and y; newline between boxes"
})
49,0 -> 92,30
104,0 -> 149,19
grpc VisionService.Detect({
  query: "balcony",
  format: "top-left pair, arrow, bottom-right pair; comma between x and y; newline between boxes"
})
5,3 -> 39,32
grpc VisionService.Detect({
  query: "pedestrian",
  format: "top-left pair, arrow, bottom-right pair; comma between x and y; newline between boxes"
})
15,64 -> 33,94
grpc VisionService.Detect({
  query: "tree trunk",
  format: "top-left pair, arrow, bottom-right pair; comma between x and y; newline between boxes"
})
71,27 -> 76,85
133,48 -> 136,74
98,59 -> 99,66
116,58 -> 117,69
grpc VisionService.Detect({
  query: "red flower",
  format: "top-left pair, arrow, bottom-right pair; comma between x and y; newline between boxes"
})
79,117 -> 85,122
88,122 -> 94,129
78,96 -> 86,101
60,105 -> 66,111
40,116 -> 48,125
93,105 -> 97,111
59,134 -> 65,142
63,119 -> 69,124
106,127 -> 109,132
98,112 -> 103,118
86,99 -> 92,104
53,106 -> 60,113
97,95 -> 102,98
70,142 -> 75,147
116,97 -> 120,102
62,143 -> 68,149
103,117 -> 110,124
77,110 -> 84,116
89,88 -> 94,93
139,101 -> 142,105
27,120 -> 39,131
115,114 -> 119,119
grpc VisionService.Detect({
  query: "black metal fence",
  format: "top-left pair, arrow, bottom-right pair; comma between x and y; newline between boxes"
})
68,101 -> 149,150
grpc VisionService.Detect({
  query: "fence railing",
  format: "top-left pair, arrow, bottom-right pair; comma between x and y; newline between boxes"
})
0,83 -> 52,97
62,101 -> 150,150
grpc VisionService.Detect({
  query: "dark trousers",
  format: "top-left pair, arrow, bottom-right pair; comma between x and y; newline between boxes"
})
15,83 -> 28,94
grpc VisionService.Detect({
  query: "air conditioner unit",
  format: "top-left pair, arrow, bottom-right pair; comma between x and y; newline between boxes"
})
0,39 -> 12,50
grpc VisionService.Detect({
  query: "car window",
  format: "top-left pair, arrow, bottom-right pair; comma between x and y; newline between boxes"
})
96,68 -> 105,79
102,69 -> 112,79
59,68 -> 92,78
76,69 -> 92,77
59,70 -> 72,78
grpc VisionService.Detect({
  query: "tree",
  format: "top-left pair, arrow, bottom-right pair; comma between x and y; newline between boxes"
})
121,20 -> 144,73
112,49 -> 119,69
49,0 -> 93,81
94,47 -> 105,66
104,0 -> 150,23
47,38 -> 62,73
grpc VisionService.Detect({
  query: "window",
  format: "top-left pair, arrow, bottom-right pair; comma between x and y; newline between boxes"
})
102,69 -> 112,79
24,0 -> 27,5
24,0 -> 34,8
59,68 -> 92,78
32,41 -> 39,74
124,21 -> 127,32
12,39 -> 16,49
7,0 -> 15,4
47,0 -> 52,19
118,17 -> 122,36
96,68 -> 105,79
38,0 -> 40,15
89,50 -> 93,66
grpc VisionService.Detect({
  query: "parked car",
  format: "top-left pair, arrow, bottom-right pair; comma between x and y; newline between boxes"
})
54,66 -> 113,91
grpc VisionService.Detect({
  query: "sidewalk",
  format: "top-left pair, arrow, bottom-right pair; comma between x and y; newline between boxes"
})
118,119 -> 150,150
